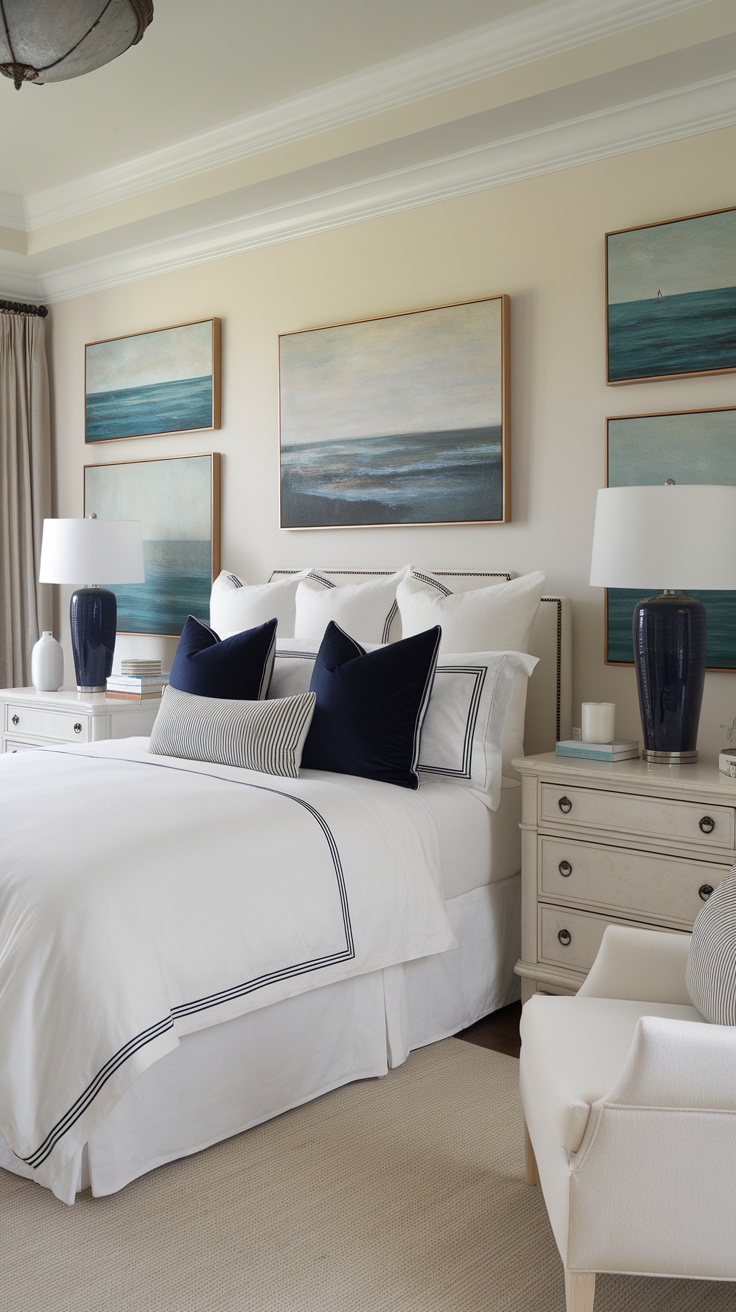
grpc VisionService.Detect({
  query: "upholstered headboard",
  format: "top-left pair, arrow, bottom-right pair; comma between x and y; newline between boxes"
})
269,570 -> 572,758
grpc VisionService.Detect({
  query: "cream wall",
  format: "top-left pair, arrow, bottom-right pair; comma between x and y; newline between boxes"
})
48,125 -> 736,762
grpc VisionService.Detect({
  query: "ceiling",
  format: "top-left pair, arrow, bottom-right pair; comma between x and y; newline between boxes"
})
1,0 -> 734,303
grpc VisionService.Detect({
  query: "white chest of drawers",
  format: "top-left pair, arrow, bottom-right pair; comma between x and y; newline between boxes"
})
1,687 -> 160,752
513,752 -> 736,1002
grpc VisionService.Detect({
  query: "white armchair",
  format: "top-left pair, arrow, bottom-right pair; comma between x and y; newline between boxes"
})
519,924 -> 736,1312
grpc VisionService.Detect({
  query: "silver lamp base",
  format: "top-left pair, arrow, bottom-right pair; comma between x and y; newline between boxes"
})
77,684 -> 107,694
642,748 -> 698,765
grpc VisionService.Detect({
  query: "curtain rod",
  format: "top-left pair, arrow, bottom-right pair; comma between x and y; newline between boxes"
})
0,299 -> 48,317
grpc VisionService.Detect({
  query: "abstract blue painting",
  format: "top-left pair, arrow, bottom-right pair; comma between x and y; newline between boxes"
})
606,408 -> 736,670
607,207 -> 736,384
84,453 -> 220,636
85,319 -> 220,442
279,297 -> 509,528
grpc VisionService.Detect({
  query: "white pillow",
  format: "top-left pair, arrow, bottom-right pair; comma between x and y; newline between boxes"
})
397,569 -> 546,653
210,569 -> 311,639
294,568 -> 409,644
268,639 -> 537,807
418,650 -> 537,808
149,684 -> 316,777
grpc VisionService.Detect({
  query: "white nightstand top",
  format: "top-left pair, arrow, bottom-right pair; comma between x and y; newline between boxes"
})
513,752 -> 734,800
0,687 -> 160,714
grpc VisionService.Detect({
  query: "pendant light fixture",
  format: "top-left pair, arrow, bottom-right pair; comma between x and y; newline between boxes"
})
0,1 -> 153,90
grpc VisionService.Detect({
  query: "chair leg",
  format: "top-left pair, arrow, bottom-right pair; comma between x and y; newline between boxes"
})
564,1269 -> 596,1312
523,1118 -> 539,1185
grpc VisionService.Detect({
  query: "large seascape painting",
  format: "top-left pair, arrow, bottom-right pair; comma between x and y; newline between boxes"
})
84,454 -> 221,636
607,207 -> 736,384
85,319 -> 221,442
279,297 -> 509,528
606,408 -> 736,670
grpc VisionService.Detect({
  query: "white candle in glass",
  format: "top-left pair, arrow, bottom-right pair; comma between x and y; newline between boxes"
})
581,702 -> 616,743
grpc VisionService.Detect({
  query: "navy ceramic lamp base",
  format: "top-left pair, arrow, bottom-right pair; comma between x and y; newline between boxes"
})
69,586 -> 117,692
633,591 -> 706,764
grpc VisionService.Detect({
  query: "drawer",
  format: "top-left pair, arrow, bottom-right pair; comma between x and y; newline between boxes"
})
540,783 -> 734,849
539,836 -> 725,928
538,905 -> 682,974
4,703 -> 89,743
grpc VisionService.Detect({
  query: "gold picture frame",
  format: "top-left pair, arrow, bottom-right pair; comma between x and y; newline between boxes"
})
279,296 -> 510,529
84,452 -> 221,637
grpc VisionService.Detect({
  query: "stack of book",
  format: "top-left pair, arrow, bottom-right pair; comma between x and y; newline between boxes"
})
555,738 -> 640,762
107,660 -> 169,700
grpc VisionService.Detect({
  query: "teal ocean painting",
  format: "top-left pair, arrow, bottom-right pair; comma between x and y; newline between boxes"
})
607,208 -> 736,383
85,320 -> 220,442
606,409 -> 736,669
279,298 -> 508,528
84,454 -> 219,635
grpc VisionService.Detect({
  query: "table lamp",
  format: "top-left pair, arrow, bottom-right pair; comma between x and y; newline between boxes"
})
39,516 -> 145,692
590,482 -> 736,764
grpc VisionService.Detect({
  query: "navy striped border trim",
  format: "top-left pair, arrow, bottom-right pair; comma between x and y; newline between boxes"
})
418,664 -> 486,779
275,648 -> 318,662
382,600 -> 398,643
20,754 -> 354,1171
307,571 -> 336,589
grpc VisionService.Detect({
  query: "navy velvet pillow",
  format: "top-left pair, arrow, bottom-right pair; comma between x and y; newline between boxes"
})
301,621 -> 441,788
169,615 -> 277,700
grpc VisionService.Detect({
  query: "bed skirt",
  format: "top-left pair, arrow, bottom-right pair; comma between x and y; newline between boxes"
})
1,875 -> 520,1200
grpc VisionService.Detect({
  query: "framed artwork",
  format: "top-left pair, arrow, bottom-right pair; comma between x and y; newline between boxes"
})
85,319 -> 221,442
84,453 -> 221,636
605,408 -> 736,670
606,206 -> 736,384
278,296 -> 510,529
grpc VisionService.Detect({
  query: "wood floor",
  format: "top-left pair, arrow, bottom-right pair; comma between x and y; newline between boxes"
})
457,1001 -> 521,1058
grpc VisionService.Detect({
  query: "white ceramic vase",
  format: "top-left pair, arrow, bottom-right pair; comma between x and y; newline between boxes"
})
31,631 -> 64,692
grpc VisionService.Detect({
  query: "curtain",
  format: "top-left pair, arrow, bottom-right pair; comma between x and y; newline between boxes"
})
0,311 -> 51,689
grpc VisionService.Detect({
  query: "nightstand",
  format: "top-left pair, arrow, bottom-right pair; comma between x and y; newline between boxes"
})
0,687 -> 161,753
513,752 -> 736,1003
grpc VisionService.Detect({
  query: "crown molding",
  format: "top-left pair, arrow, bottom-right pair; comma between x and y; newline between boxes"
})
25,68 -> 735,305
25,0 -> 707,231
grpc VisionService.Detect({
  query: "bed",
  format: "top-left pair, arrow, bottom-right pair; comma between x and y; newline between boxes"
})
0,568 -> 571,1203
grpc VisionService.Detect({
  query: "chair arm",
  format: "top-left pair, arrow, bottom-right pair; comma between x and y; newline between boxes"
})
578,925 -> 692,1004
603,1014 -> 736,1110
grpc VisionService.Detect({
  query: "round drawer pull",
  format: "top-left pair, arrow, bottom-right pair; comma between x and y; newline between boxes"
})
558,860 -> 572,877
699,884 -> 714,902
11,714 -> 19,726
698,815 -> 715,834
557,928 -> 572,947
558,796 -> 572,814
74,722 -> 83,734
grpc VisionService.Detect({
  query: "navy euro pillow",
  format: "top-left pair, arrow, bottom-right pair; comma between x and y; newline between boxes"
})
169,615 -> 277,700
301,620 -> 441,788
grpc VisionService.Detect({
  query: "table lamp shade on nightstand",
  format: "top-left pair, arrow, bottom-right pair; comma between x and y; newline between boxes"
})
39,517 -> 145,692
590,483 -> 736,763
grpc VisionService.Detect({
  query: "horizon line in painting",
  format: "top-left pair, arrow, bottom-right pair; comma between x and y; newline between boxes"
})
279,297 -> 510,529
85,319 -> 221,442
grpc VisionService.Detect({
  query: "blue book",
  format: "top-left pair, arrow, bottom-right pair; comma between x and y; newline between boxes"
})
555,739 -> 640,761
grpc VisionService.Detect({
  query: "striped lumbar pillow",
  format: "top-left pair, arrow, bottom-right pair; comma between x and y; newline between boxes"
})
686,863 -> 736,1024
149,684 -> 316,777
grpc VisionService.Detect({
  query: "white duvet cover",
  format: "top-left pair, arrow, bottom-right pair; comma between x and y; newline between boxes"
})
0,739 -> 455,1202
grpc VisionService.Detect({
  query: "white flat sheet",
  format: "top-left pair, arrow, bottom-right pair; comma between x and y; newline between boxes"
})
418,777 -> 521,899
0,739 -> 455,1202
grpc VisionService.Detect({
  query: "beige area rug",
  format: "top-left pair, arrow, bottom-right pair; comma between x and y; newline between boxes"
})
2,1038 -> 733,1312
